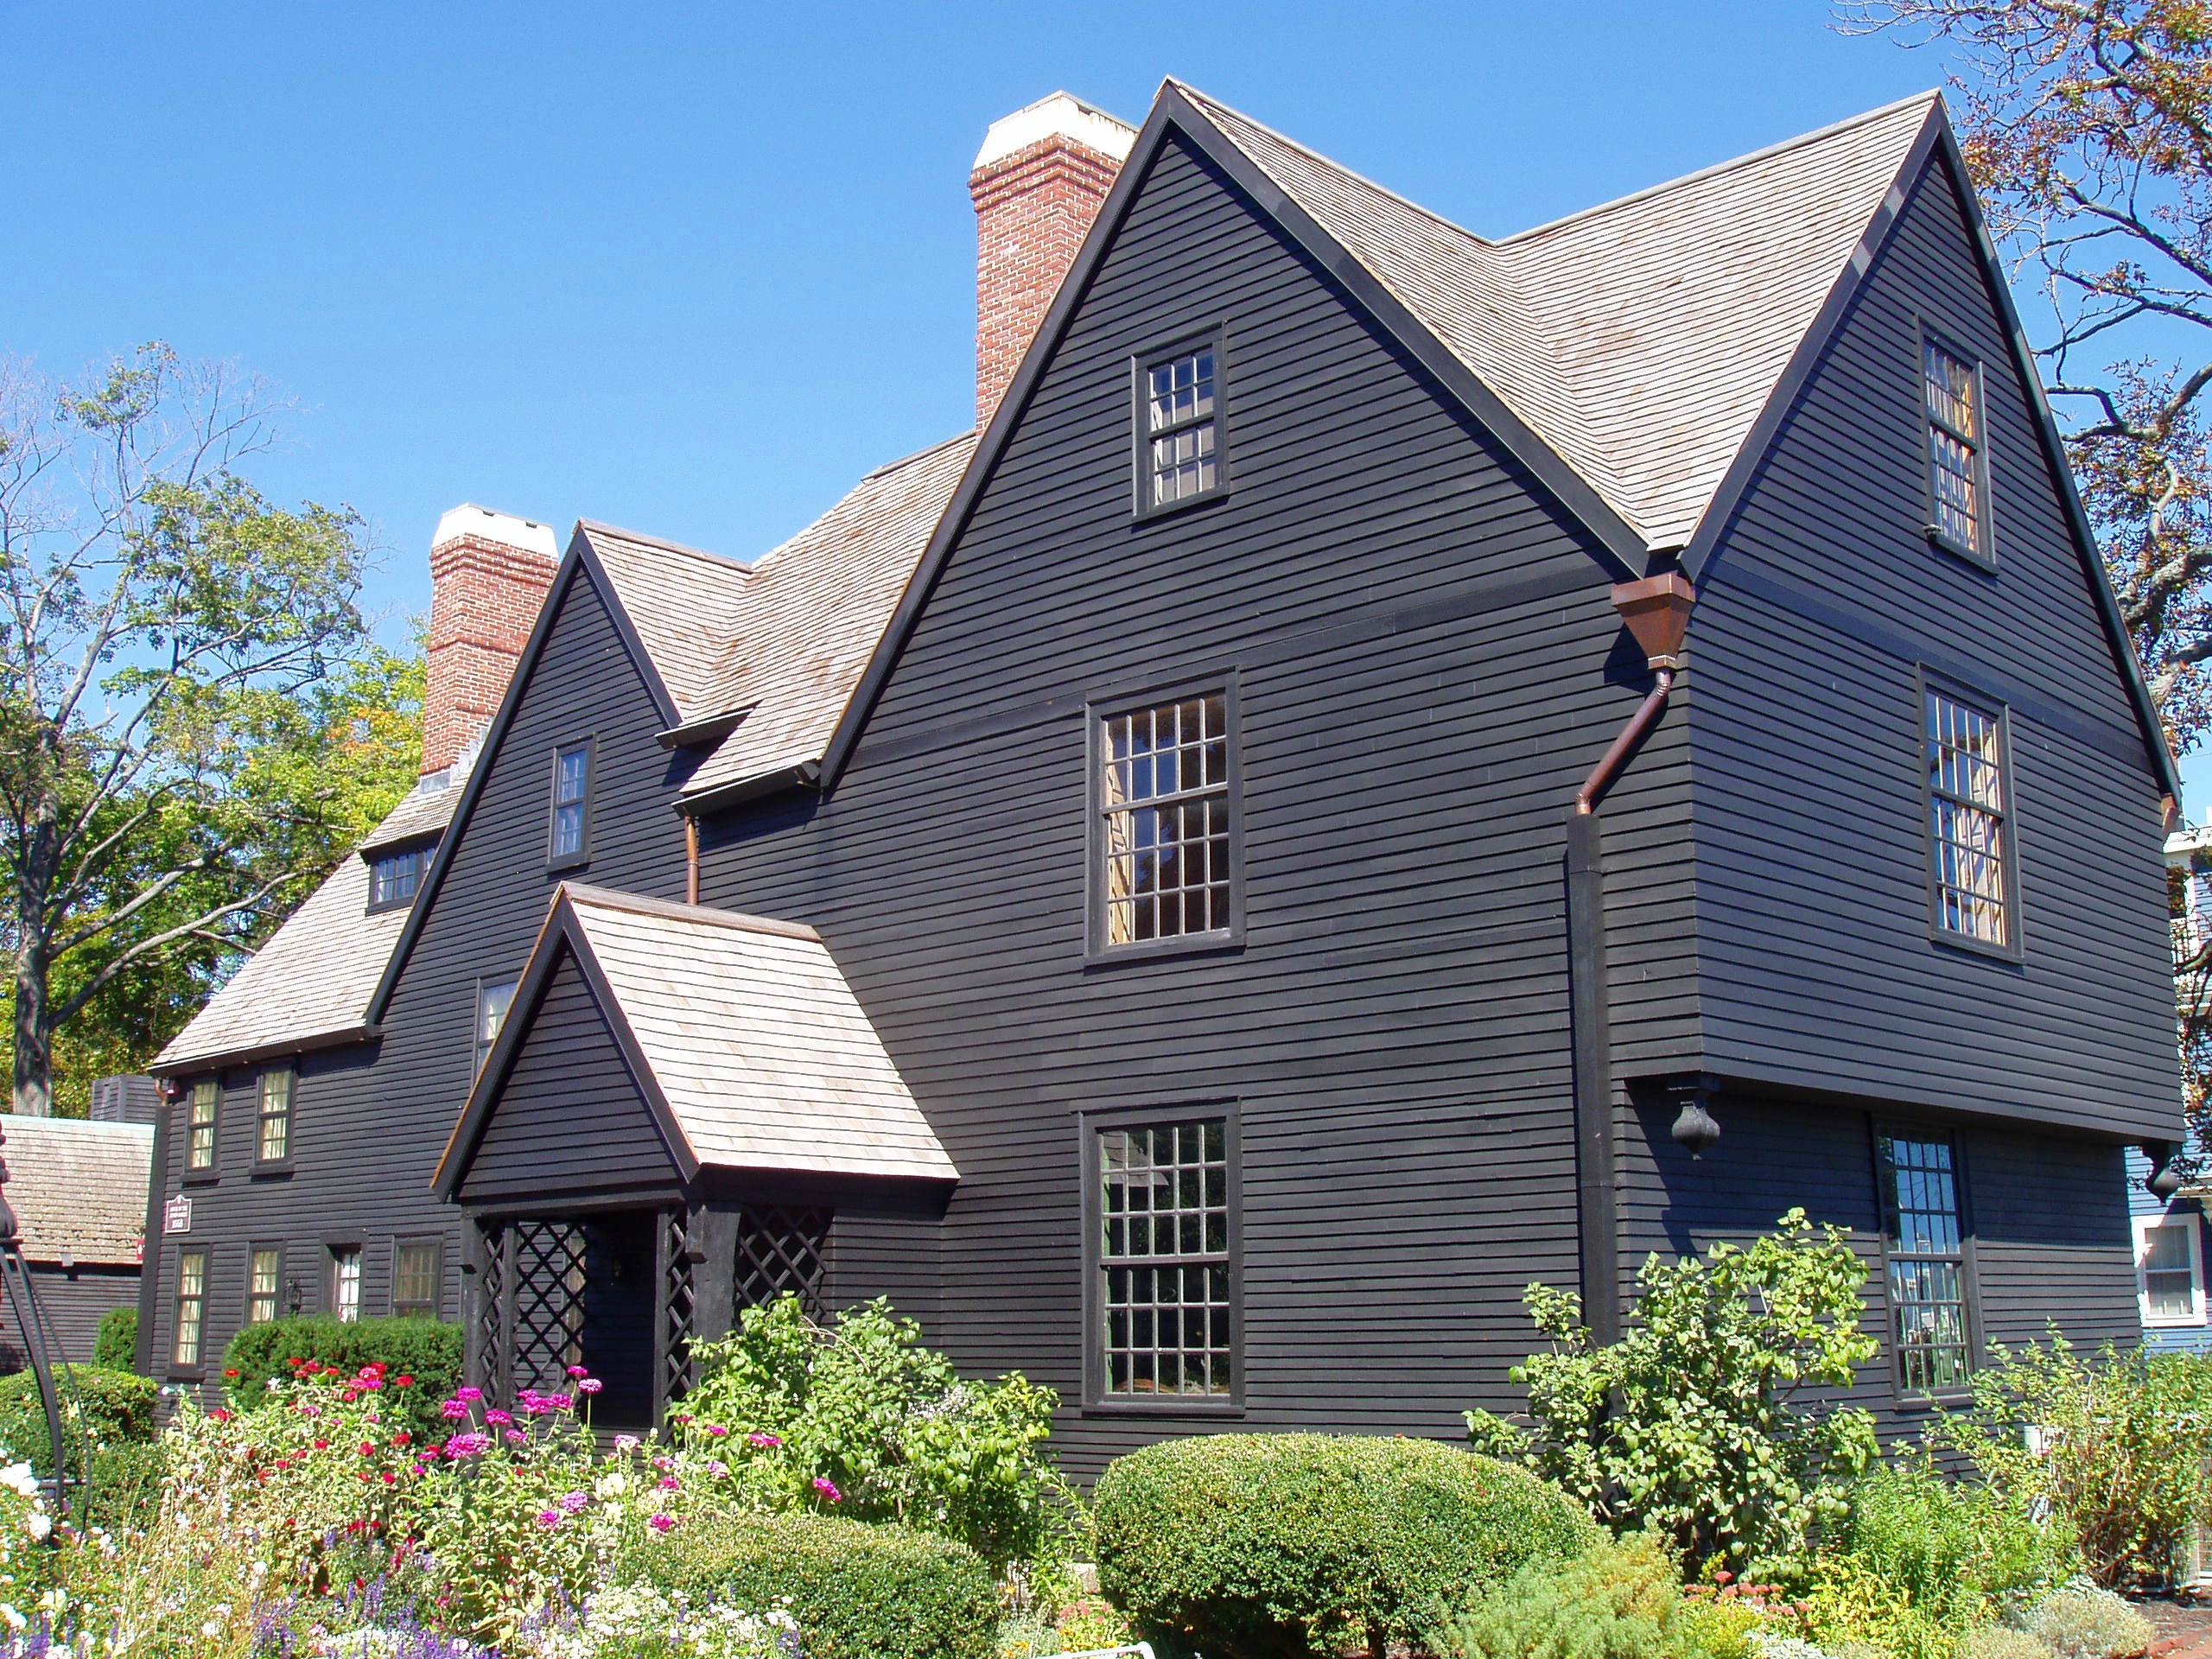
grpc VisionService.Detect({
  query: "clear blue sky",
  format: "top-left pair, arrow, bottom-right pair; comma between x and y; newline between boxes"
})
21,4 -> 2194,803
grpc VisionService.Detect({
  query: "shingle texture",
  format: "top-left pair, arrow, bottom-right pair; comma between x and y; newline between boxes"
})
578,524 -> 754,721
545,886 -> 956,1180
0,1116 -> 153,1266
154,768 -> 467,1071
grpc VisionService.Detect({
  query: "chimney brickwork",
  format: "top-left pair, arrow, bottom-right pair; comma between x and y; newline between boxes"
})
970,92 -> 1136,429
421,506 -> 559,777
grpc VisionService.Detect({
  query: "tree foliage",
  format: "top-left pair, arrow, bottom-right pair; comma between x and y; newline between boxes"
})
0,343 -> 411,1115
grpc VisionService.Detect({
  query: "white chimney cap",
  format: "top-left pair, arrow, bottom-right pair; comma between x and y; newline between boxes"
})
974,92 -> 1136,173
432,503 -> 558,559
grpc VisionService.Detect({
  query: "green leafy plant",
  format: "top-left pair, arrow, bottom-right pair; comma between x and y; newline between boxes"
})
639,1508 -> 998,1659
1794,1554 -> 1968,1659
1829,1457 -> 2075,1626
92,1306 -> 137,1372
1431,1532 -> 1700,1659
1934,1336 -> 2212,1588
0,1363 -> 155,1478
1092,1431 -> 1596,1659
682,1294 -> 1067,1571
221,1313 -> 461,1441
1957,1629 -> 2060,1659
2022,1579 -> 2155,1659
1465,1210 -> 1879,1571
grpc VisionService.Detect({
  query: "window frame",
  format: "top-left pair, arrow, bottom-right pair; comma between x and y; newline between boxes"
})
391,1236 -> 443,1320
245,1242 -> 284,1326
1078,1099 -> 1244,1416
546,736 -> 596,871
1918,321 -> 1997,571
1872,1123 -> 1983,1405
2134,1211 -> 2208,1329
474,976 -> 519,1080
328,1243 -> 364,1324
1129,323 -> 1231,521
1084,672 -> 1246,966
171,1246 -> 209,1376
365,843 -> 429,914
254,1066 -> 295,1171
1919,671 -> 2023,963
182,1077 -> 220,1183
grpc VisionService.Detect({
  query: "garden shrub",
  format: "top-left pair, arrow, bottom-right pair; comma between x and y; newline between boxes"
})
1092,1431 -> 1596,1659
682,1293 -> 1068,1570
2022,1579 -> 2154,1659
1829,1458 -> 2075,1625
1936,1336 -> 2212,1587
0,1364 -> 155,1477
222,1313 -> 461,1440
1795,1554 -> 1968,1659
91,1306 -> 136,1372
1431,1532 -> 1693,1659
639,1508 -> 998,1659
1465,1209 -> 1878,1572
1956,1629 -> 2060,1659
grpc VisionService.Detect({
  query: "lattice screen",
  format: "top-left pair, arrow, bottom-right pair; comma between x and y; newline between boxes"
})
735,1205 -> 831,1318
474,1221 -> 506,1398
661,1207 -> 698,1402
508,1219 -> 588,1395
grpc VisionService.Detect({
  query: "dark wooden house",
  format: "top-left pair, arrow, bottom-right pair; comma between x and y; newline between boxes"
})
0,1113 -> 153,1370
143,85 -> 2182,1468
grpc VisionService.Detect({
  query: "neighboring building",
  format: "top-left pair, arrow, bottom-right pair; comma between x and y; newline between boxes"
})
143,84 -> 2183,1472
0,1111 -> 154,1368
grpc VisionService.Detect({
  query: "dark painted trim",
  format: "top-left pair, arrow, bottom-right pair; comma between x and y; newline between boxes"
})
676,762 -> 819,820
245,1238 -> 285,1325
1565,808 -> 1621,1347
132,1099 -> 170,1376
251,1065 -> 297,1174
656,706 -> 753,752
389,1233 -> 443,1319
149,1024 -> 378,1083
1917,665 -> 2025,964
810,87 -> 1643,799
545,734 -> 598,873
1129,320 -> 1232,523
166,1240 -> 209,1382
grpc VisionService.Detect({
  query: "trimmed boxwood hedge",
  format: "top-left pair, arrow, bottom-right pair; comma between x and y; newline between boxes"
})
92,1306 -> 137,1371
639,1510 -> 997,1659
0,1364 -> 157,1477
1094,1432 -> 1598,1659
221,1315 -> 462,1441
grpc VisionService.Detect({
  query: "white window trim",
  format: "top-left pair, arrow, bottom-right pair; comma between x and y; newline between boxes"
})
2134,1211 -> 2207,1328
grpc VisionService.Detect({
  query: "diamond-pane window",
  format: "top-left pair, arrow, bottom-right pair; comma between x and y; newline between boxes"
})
475,978 -> 517,1077
1924,340 -> 1989,559
1879,1132 -> 1976,1394
1096,1119 -> 1235,1399
1925,688 -> 2012,948
1098,692 -> 1235,948
1141,343 -> 1224,509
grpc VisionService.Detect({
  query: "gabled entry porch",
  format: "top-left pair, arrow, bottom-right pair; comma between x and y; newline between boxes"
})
430,885 -> 957,1427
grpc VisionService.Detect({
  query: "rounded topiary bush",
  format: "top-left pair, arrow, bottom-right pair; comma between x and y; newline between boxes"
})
92,1306 -> 137,1372
0,1363 -> 156,1477
639,1510 -> 998,1659
1093,1432 -> 1598,1659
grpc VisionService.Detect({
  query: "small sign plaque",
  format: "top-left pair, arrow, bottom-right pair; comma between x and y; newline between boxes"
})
162,1195 -> 191,1236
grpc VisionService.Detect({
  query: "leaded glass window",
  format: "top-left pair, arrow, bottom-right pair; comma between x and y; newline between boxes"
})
1879,1132 -> 1975,1394
1096,1119 -> 1235,1399
1924,340 -> 1989,560
257,1069 -> 292,1164
1142,345 -> 1222,508
186,1080 -> 218,1172
1098,692 -> 1234,948
248,1247 -> 282,1325
174,1249 -> 207,1369
476,978 -> 517,1077
1925,688 -> 2012,948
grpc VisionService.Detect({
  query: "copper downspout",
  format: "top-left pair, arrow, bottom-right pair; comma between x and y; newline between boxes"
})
683,813 -> 700,906
1575,666 -> 1677,815
1576,574 -> 1697,815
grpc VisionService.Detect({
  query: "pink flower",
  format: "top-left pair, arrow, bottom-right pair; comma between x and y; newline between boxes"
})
576,1378 -> 602,1396
537,1509 -> 562,1529
658,1475 -> 680,1491
652,1456 -> 674,1471
440,1400 -> 470,1421
444,1433 -> 489,1459
559,1491 -> 589,1513
747,1433 -> 780,1450
455,1386 -> 483,1402
484,1409 -> 512,1427
566,1364 -> 588,1379
702,1423 -> 728,1437
649,1513 -> 676,1534
505,1429 -> 528,1446
707,1459 -> 728,1478
613,1434 -> 641,1452
812,1477 -> 842,1503
544,1393 -> 573,1411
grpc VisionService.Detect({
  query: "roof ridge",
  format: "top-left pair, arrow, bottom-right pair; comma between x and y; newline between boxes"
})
861,429 -> 979,482
559,882 -> 822,943
2,1116 -> 153,1139
1495,88 -> 1942,246
577,520 -> 751,573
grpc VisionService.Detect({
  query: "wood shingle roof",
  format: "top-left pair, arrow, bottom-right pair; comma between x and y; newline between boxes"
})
0,1116 -> 153,1267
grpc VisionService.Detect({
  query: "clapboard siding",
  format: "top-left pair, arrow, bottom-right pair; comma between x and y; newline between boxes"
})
143,563 -> 692,1394
0,1267 -> 138,1370
456,947 -> 679,1205
1686,152 -> 2177,1140
698,132 -> 1644,1473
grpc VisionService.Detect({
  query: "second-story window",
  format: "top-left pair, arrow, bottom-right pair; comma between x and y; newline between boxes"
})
1136,334 -> 1226,512
1095,689 -> 1239,953
476,978 -> 518,1077
550,741 -> 592,865
257,1068 -> 293,1165
1924,685 -> 2015,950
1923,336 -> 1991,564
248,1245 -> 283,1325
368,846 -> 427,912
186,1079 -> 219,1173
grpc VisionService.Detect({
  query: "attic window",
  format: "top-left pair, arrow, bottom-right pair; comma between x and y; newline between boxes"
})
549,741 -> 593,867
368,846 -> 427,912
1135,332 -> 1227,515
1923,336 -> 1992,565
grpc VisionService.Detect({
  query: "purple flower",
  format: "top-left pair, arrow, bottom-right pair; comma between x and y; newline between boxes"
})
649,1512 -> 677,1533
545,1393 -> 573,1411
440,1399 -> 470,1421
702,1423 -> 728,1437
566,1364 -> 588,1379
455,1386 -> 483,1402
505,1429 -> 528,1446
537,1509 -> 562,1529
813,1477 -> 842,1503
707,1459 -> 728,1478
576,1378 -> 602,1395
559,1490 -> 589,1514
444,1432 -> 490,1459
483,1408 -> 512,1426
747,1432 -> 781,1450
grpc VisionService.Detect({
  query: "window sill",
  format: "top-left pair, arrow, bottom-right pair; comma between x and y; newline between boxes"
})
181,1172 -> 219,1187
1132,484 -> 1230,527
1082,1396 -> 1245,1419
1929,926 -> 2024,966
545,852 -> 591,875
1891,1388 -> 1974,1414
250,1163 -> 296,1181
1924,525 -> 1997,575
1085,928 -> 1244,970
2144,1315 -> 2208,1331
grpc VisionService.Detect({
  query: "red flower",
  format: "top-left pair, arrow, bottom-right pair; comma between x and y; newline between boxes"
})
391,1431 -> 411,1446
379,1470 -> 397,1485
393,1374 -> 414,1388
357,1442 -> 375,1458
312,1438 -> 330,1451
209,1408 -> 232,1424
223,1368 -> 240,1379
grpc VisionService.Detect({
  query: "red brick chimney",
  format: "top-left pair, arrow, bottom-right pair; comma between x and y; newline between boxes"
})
420,505 -> 559,777
970,92 -> 1136,429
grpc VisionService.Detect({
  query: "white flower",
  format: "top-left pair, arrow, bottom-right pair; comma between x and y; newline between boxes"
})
0,1464 -> 36,1499
0,1604 -> 22,1634
22,1511 -> 50,1542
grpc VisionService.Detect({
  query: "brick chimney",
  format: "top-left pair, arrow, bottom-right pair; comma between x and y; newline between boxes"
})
421,505 -> 559,777
970,92 -> 1136,429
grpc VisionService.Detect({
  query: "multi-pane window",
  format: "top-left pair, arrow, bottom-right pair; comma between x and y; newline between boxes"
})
257,1069 -> 293,1164
185,1080 -> 218,1173
1925,688 -> 2013,948
174,1249 -> 207,1370
331,1247 -> 362,1323
1096,1119 -> 1235,1399
1878,1132 -> 1976,1394
393,1241 -> 441,1319
1141,344 -> 1222,509
247,1247 -> 282,1325
369,846 -> 426,910
1923,339 -> 1988,560
476,978 -> 518,1077
1097,692 -> 1234,949
550,742 -> 591,862
2138,1217 -> 2205,1326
